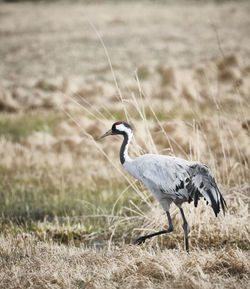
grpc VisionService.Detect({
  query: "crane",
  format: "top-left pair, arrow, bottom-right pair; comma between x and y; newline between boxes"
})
99,121 -> 227,251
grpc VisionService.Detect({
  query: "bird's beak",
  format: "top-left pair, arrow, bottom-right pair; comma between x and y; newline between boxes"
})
98,129 -> 113,139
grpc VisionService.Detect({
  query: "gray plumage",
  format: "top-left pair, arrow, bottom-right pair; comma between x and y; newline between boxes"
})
124,154 -> 226,216
99,121 -> 227,251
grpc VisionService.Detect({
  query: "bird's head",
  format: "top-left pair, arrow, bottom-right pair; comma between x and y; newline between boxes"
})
98,121 -> 133,139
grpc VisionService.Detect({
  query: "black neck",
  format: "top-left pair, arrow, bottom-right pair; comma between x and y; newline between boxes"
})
120,132 -> 128,164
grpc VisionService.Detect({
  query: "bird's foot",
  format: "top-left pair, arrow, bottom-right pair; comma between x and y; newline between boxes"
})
132,236 -> 147,245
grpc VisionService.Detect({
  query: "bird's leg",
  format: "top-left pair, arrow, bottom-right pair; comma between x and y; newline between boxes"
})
133,211 -> 174,245
179,207 -> 189,252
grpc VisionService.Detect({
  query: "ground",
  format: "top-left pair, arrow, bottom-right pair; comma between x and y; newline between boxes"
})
0,1 -> 249,288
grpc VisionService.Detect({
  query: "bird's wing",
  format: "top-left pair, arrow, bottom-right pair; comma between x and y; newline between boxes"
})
186,163 -> 227,216
141,156 -> 190,199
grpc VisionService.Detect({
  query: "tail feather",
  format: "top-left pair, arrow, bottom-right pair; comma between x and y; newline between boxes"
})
220,194 -> 228,215
188,163 -> 227,217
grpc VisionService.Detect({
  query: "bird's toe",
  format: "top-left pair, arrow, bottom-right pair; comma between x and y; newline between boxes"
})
132,236 -> 146,245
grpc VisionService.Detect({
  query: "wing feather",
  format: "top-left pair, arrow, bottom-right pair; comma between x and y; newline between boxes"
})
140,156 -> 190,199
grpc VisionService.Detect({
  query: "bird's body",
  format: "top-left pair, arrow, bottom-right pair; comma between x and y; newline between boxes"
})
125,154 -> 195,208
99,121 -> 227,251
124,154 -> 225,215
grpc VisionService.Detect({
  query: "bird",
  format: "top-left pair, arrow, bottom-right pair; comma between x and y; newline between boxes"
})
99,121 -> 227,251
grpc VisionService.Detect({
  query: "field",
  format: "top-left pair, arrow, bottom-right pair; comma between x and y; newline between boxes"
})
0,1 -> 250,288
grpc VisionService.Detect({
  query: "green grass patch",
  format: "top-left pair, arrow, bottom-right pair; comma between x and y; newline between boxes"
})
0,166 -> 141,245
0,111 -> 66,141
0,166 -> 140,225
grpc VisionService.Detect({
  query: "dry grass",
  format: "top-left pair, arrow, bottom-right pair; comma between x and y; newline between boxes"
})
0,237 -> 249,289
0,1 -> 250,288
